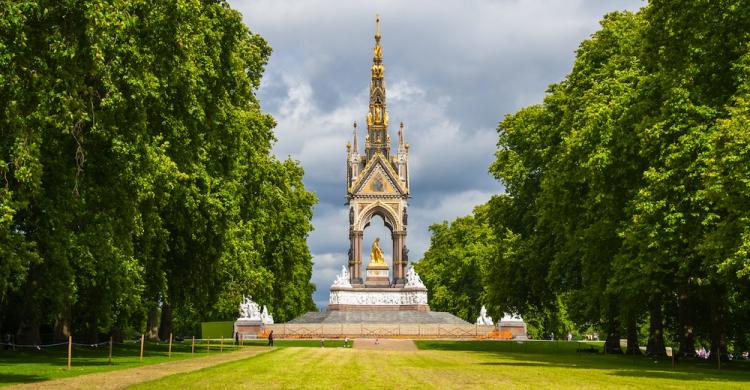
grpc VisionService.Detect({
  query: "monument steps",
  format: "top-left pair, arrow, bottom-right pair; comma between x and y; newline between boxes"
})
288,310 -> 470,325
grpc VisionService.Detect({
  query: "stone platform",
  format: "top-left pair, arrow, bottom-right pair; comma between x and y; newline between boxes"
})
271,310 -> 488,338
234,319 -> 262,339
328,286 -> 429,311
364,263 -> 390,287
287,310 -> 470,324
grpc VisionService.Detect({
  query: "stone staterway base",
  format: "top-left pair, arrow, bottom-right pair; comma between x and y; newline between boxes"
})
287,310 -> 469,324
276,310 -> 489,338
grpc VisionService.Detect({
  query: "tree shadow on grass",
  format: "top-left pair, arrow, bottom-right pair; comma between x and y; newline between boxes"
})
418,341 -> 750,383
608,368 -> 750,382
0,373 -> 48,385
477,361 -> 579,368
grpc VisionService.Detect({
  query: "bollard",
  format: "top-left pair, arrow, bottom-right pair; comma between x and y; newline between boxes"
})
108,336 -> 113,365
207,338 -> 210,353
140,334 -> 145,361
168,333 -> 173,358
221,336 -> 223,352
191,336 -> 195,355
67,335 -> 72,369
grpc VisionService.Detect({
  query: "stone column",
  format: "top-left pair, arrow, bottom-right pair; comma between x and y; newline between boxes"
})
350,230 -> 363,284
392,231 -> 406,285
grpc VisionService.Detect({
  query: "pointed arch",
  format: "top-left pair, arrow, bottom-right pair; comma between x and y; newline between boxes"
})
356,201 -> 401,232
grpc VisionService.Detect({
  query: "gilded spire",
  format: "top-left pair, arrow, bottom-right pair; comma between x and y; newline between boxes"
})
366,14 -> 389,160
372,15 -> 383,67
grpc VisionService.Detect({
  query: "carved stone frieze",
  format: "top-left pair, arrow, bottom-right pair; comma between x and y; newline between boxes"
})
329,289 -> 428,306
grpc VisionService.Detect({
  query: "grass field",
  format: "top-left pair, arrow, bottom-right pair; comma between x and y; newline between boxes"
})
0,339 -> 344,387
130,340 -> 750,389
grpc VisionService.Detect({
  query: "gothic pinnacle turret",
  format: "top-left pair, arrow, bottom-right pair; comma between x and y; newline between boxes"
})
352,121 -> 359,154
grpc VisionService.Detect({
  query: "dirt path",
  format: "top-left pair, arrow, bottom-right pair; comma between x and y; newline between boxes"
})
353,338 -> 416,351
8,347 -> 270,390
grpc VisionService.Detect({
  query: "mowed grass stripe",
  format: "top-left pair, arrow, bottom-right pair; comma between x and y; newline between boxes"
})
129,344 -> 750,389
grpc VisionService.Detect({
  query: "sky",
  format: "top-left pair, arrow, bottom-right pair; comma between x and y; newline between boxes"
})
229,0 -> 644,309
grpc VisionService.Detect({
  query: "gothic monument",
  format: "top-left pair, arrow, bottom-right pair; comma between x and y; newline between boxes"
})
327,15 -> 429,311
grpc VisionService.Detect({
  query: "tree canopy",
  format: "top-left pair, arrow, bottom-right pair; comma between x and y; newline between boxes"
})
0,0 -> 316,343
418,1 -> 750,356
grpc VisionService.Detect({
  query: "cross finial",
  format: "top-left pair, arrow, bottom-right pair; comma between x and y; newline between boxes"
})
375,14 -> 381,38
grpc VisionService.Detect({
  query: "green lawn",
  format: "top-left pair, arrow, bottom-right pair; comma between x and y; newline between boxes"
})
0,339 -> 339,387
131,341 -> 750,389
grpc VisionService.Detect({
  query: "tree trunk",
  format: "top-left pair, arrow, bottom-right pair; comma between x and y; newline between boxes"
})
53,303 -> 72,343
16,279 -> 41,345
146,305 -> 160,341
158,302 -> 173,341
604,318 -> 622,354
677,290 -> 695,357
86,316 -> 99,344
626,319 -> 641,355
110,322 -> 124,343
709,292 -> 725,359
16,320 -> 41,345
646,302 -> 666,357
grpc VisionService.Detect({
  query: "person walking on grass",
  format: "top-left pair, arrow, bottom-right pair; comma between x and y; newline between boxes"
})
268,330 -> 274,347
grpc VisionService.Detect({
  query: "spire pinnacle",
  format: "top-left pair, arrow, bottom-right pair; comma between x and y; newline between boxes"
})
366,14 -> 389,160
375,14 -> 381,39
353,121 -> 359,153
398,122 -> 404,146
373,15 -> 382,61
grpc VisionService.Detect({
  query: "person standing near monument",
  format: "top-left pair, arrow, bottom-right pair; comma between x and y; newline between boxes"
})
267,330 -> 274,347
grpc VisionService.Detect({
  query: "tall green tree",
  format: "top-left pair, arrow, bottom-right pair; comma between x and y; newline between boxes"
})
0,0 -> 316,343
415,205 -> 494,322
424,0 -> 750,357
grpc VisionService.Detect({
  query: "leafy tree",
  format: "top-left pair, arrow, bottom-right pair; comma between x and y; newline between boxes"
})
415,205 -> 494,322
426,1 -> 750,357
0,0 -> 316,343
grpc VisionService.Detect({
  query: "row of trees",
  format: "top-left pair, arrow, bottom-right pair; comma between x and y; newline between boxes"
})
418,1 -> 750,356
0,0 -> 316,344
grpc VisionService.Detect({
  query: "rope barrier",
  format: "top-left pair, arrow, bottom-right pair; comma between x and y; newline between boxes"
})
2,341 -> 69,349
2,337 -> 249,351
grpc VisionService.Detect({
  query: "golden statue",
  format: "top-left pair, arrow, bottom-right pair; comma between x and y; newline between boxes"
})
369,238 -> 386,265
384,110 -> 389,126
367,112 -> 373,126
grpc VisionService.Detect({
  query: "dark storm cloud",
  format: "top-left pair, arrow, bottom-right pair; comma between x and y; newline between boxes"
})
229,0 -> 644,308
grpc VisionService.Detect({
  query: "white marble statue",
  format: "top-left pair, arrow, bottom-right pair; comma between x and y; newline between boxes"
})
476,305 -> 494,325
331,265 -> 352,288
405,266 -> 425,288
499,312 -> 525,323
261,305 -> 274,325
238,295 -> 261,320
